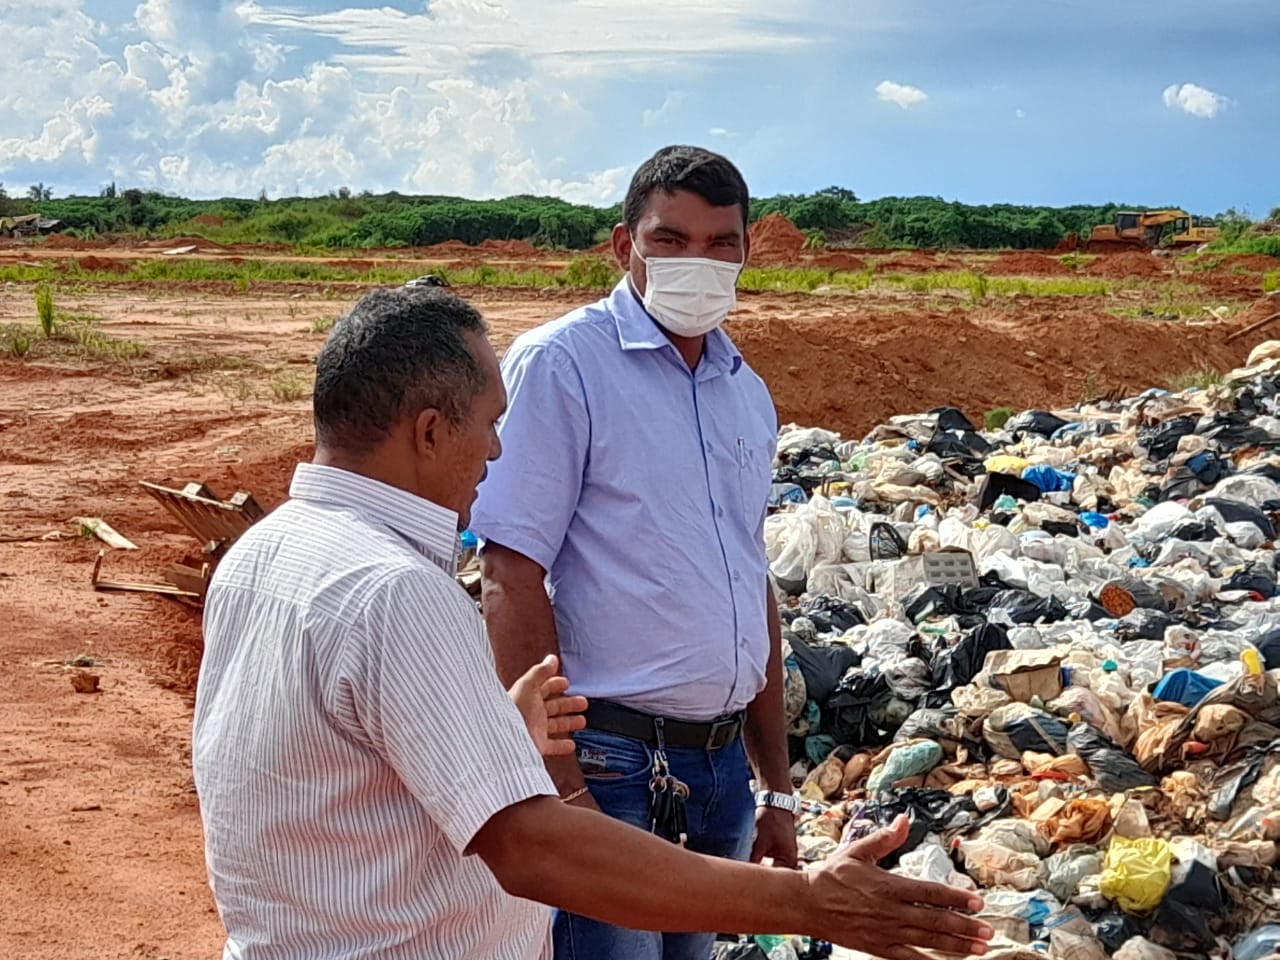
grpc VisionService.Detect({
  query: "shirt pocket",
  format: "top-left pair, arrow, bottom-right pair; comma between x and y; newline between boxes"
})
735,432 -> 776,530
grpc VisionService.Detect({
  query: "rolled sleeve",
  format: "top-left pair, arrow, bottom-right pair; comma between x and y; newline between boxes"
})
341,567 -> 555,854
471,342 -> 589,572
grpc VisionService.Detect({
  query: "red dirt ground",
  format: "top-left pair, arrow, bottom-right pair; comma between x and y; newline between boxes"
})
0,233 -> 1276,958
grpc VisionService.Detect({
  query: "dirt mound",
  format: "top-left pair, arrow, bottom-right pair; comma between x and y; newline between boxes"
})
984,252 -> 1072,276
588,240 -> 614,255
875,252 -> 945,274
76,255 -> 131,274
807,252 -> 870,272
44,234 -> 90,249
749,213 -> 806,264
423,240 -> 477,257
1086,251 -> 1165,278
1219,254 -> 1280,273
478,238 -> 540,257
728,302 -> 1247,438
1232,295 -> 1280,330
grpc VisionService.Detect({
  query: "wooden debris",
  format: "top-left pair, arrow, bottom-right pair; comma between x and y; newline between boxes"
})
72,517 -> 138,551
1226,311 -> 1280,344
138,481 -> 262,553
90,550 -> 202,600
70,670 -> 100,694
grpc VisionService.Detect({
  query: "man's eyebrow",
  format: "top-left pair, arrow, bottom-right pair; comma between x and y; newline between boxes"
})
651,224 -> 690,240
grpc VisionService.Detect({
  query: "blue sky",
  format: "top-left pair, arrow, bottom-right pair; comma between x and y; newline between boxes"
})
1,0 -> 1276,215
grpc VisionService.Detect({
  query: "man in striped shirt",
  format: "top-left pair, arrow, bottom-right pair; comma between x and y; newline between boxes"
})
193,286 -> 993,960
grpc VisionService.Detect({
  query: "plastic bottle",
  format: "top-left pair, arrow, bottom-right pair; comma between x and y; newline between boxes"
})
1234,924 -> 1280,960
1243,648 -> 1264,676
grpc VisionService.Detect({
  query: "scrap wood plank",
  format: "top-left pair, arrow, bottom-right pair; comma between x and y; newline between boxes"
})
90,550 -> 201,599
1226,311 -> 1280,344
138,480 -> 263,550
166,561 -> 211,598
72,517 -> 138,550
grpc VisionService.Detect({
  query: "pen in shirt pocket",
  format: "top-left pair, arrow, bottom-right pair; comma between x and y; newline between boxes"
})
736,436 -> 746,467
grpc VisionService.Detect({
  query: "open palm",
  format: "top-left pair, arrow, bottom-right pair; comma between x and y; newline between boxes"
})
508,654 -> 588,757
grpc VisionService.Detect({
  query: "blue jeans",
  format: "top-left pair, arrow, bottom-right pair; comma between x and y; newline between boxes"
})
552,727 -> 756,960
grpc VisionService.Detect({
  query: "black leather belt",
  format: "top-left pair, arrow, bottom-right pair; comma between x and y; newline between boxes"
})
584,700 -> 745,751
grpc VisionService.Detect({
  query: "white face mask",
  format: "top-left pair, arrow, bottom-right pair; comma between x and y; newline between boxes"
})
640,256 -> 743,338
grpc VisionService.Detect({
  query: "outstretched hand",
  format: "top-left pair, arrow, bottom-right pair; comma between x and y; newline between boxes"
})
508,654 -> 588,758
805,814 -> 993,960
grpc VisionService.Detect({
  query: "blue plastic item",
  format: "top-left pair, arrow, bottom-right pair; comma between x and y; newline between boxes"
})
1234,925 -> 1280,960
1128,557 -> 1152,569
769,483 -> 808,508
1080,511 -> 1110,529
915,505 -> 934,520
459,529 -> 478,549
1153,668 -> 1225,708
830,496 -> 858,509
1022,464 -> 1077,494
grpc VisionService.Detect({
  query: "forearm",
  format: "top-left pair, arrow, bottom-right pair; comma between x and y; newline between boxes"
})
478,796 -> 811,934
744,587 -> 794,793
481,548 -> 587,794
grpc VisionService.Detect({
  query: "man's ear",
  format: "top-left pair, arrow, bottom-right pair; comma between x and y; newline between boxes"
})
611,223 -> 631,271
414,407 -> 445,459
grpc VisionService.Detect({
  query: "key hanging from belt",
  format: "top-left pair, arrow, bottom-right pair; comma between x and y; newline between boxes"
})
647,717 -> 689,846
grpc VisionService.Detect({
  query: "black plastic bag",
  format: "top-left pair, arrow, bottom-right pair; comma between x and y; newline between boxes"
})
824,671 -> 899,747
1066,722 -> 1158,793
869,521 -> 908,560
854,787 -> 1011,869
1008,410 -> 1069,437
1139,416 -> 1197,460
895,706 -> 990,761
985,707 -> 1071,757
1170,519 -> 1219,542
1207,738 -> 1280,820
1204,497 -> 1277,541
930,623 -> 1011,694
712,942 -> 769,960
1227,562 -> 1278,597
1195,411 -> 1274,451
1256,629 -> 1280,670
985,589 -> 1070,624
1092,910 -> 1146,953
974,472 -> 1042,510
931,406 -> 978,433
1116,608 -> 1174,642
800,595 -> 867,634
1151,860 -> 1224,954
789,636 -> 861,706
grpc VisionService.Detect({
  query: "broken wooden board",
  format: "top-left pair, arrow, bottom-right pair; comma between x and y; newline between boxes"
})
139,481 -> 263,552
72,516 -> 138,550
90,550 -> 202,600
166,561 -> 211,599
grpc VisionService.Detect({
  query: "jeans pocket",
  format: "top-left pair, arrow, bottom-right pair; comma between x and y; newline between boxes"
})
574,729 -> 653,783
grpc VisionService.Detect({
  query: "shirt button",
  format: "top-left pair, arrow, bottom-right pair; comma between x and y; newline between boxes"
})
732,570 -> 741,581
718,506 -> 726,518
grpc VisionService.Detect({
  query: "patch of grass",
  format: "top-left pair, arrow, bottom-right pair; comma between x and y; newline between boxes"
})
883,270 -> 1111,299
1,323 -> 34,357
1168,366 -> 1224,391
1058,252 -> 1085,271
738,267 -> 874,293
0,315 -> 147,364
561,255 -> 621,289
312,315 -> 336,334
1080,370 -> 1103,404
35,284 -> 55,336
985,407 -> 1013,430
271,369 -> 312,402
1265,271 -> 1279,294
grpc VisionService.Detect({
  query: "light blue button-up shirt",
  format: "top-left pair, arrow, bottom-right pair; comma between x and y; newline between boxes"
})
471,278 -> 778,722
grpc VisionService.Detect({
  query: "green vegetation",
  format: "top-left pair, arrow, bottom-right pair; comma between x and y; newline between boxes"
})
271,370 -> 312,402
1,313 -> 147,364
5,181 -> 1258,253
1264,271 -> 1279,294
35,284 -> 55,336
1168,367 -> 1225,391
985,407 -> 1013,430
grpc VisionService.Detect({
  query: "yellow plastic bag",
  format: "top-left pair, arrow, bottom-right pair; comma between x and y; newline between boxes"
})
984,455 -> 1031,476
1099,837 -> 1172,913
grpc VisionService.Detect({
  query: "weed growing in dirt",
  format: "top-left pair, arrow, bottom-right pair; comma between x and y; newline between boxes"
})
1265,271 -> 1279,294
1058,253 -> 1085,271
35,284 -> 55,336
271,370 -> 312,402
739,267 -> 874,293
1080,370 -> 1103,404
312,315 -> 336,334
1,323 -> 33,357
1168,367 -> 1224,391
985,407 -> 1012,430
886,271 -> 1111,299
561,255 -> 621,289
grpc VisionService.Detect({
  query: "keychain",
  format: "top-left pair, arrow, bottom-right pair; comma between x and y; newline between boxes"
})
647,718 -> 690,846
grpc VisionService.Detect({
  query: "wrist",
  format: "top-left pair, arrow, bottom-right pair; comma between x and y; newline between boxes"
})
754,789 -> 801,817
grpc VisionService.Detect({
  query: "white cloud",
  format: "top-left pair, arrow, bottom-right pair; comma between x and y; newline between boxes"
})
0,0 -> 822,201
1162,82 -> 1227,118
1015,108 -> 1025,120
708,127 -> 734,137
875,80 -> 928,109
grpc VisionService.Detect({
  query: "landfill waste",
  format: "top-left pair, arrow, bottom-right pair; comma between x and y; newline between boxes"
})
755,378 -> 1280,957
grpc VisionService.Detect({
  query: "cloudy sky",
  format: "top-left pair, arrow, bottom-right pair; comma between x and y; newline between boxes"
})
2,0 -> 1277,214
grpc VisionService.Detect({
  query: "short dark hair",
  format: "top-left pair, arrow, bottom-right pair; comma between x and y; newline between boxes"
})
313,287 -> 488,453
622,145 -> 750,232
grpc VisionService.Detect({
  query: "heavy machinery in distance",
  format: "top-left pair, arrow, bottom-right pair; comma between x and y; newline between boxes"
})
1059,209 -> 1220,254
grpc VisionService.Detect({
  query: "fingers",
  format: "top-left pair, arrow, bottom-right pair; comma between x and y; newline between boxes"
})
889,903 -> 993,944
546,714 -> 587,737
884,923 -> 991,958
541,739 -> 579,758
512,654 -> 561,696
888,875 -> 986,914
544,694 -> 588,718
841,814 -> 910,862
539,675 -> 570,699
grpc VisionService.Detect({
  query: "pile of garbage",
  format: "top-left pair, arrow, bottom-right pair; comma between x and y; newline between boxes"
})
755,346 -> 1280,959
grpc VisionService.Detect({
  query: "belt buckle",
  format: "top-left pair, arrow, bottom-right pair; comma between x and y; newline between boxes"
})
704,717 -> 738,751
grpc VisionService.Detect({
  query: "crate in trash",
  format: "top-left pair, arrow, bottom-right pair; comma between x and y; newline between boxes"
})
922,549 -> 978,588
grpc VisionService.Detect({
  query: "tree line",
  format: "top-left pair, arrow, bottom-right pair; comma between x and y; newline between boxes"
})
1,180 -> 1270,252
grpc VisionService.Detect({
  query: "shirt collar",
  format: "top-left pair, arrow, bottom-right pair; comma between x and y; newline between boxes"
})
607,276 -> 744,377
289,462 -> 461,575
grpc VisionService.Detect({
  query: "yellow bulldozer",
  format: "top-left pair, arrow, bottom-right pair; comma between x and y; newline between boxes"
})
1062,209 -> 1220,254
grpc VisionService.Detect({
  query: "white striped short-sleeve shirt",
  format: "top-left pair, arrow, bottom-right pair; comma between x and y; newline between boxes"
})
193,462 -> 556,960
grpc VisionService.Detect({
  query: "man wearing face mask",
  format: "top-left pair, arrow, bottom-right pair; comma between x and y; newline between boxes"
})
471,145 -> 794,960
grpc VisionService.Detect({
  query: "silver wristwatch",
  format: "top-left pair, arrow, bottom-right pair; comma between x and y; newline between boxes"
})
754,790 -> 801,816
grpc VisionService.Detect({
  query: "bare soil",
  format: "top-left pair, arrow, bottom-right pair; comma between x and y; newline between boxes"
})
0,236 -> 1274,958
